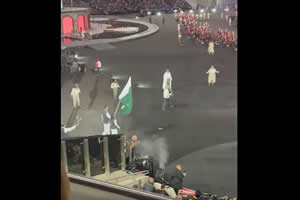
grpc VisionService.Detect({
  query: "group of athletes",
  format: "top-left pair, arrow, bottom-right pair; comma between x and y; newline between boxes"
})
176,13 -> 237,50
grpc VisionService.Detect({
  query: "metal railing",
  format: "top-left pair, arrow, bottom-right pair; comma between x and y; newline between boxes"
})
61,134 -> 127,177
107,170 -> 150,184
68,173 -> 173,200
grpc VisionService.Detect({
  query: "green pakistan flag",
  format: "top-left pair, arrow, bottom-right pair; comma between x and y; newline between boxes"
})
118,77 -> 132,116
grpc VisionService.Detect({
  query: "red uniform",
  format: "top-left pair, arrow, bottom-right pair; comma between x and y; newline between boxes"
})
227,32 -> 231,41
223,35 -> 228,44
206,32 -> 211,39
225,30 -> 228,37
215,31 -> 219,40
222,32 -> 226,40
187,26 -> 191,34
232,34 -> 236,43
201,32 -> 205,39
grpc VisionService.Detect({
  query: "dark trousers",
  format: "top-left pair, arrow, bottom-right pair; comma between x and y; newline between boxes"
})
162,98 -> 170,110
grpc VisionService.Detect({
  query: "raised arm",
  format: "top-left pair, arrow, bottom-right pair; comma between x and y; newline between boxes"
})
64,123 -> 79,133
114,119 -> 120,129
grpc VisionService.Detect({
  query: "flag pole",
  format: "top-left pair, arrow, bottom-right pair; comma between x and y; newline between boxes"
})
113,100 -> 121,117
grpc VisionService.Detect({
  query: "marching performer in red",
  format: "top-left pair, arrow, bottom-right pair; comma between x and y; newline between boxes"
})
227,32 -> 231,42
223,34 -> 228,46
187,25 -> 191,34
214,30 -> 219,41
206,31 -> 211,40
94,58 -> 102,72
231,31 -> 236,43
201,31 -> 205,40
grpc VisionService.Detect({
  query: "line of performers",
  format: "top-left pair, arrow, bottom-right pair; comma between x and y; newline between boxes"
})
176,13 -> 237,51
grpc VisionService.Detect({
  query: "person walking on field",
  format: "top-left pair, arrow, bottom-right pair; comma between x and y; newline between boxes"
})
111,79 -> 120,100
70,84 -> 80,109
206,65 -> 220,86
162,85 -> 172,111
162,68 -> 173,90
94,58 -> 102,72
208,40 -> 215,55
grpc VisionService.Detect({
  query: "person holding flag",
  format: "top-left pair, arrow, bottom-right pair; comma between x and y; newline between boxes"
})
110,116 -> 120,135
101,105 -> 112,135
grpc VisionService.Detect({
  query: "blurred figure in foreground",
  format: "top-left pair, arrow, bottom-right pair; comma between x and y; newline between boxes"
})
61,162 -> 71,200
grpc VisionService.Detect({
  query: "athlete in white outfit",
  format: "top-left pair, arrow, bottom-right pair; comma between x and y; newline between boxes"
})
162,68 -> 173,90
206,65 -> 220,86
70,84 -> 80,109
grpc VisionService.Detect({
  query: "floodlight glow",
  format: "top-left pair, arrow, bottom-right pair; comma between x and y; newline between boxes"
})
200,9 -> 204,13
224,7 -> 229,12
74,54 -> 78,58
212,8 -> 216,12
174,10 -> 178,13
147,11 -> 151,15
157,12 -> 161,16
180,11 -> 184,14
135,82 -> 152,88
189,10 -> 193,13
111,74 -> 128,80
76,56 -> 86,60
136,16 -> 139,19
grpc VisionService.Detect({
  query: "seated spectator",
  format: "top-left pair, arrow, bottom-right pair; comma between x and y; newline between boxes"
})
63,0 -> 192,15
154,182 -> 177,199
210,196 -> 217,200
183,189 -> 201,200
143,177 -> 156,192
155,184 -> 169,196
168,164 -> 187,194
176,194 -> 183,200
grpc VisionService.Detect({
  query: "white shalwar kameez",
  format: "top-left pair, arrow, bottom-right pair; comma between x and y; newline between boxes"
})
162,71 -> 173,90
70,87 -> 80,108
111,119 -> 120,135
103,112 -> 111,135
206,68 -> 220,84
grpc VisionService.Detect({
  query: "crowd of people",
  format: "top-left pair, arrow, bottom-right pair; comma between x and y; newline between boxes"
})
141,164 -> 236,200
63,0 -> 192,15
176,13 -> 237,52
